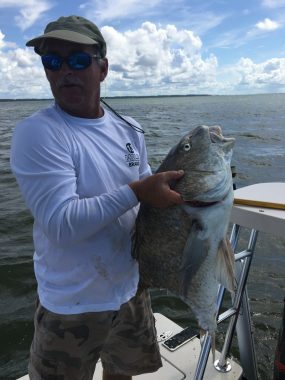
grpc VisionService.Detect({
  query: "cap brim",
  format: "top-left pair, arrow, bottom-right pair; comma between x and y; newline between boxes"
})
26,29 -> 98,47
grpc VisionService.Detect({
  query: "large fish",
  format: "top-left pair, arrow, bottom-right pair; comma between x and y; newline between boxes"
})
132,125 -> 236,339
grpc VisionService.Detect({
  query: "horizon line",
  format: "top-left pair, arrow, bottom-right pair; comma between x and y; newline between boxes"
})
1,92 -> 284,101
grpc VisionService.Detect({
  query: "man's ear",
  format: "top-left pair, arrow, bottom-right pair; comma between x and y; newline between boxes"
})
100,58 -> 108,82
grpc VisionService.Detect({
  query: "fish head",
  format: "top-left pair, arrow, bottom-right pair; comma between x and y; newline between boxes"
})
157,125 -> 235,202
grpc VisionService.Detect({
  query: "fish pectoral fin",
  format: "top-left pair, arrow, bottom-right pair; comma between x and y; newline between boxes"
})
214,238 -> 235,292
179,222 -> 209,296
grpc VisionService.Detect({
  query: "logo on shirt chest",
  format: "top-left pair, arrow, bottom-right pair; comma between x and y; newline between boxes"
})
125,143 -> 139,167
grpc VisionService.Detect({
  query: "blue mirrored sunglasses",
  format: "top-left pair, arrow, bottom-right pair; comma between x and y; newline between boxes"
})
41,52 -> 100,71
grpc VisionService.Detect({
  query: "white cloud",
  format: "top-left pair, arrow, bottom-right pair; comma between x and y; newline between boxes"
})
101,22 -> 216,95
0,22 -> 217,98
235,57 -> 285,90
0,31 -> 6,50
80,0 -> 162,23
0,46 -> 50,98
255,18 -> 280,31
0,29 -> 18,50
245,16 -> 282,40
0,0 -> 53,30
182,11 -> 228,36
262,0 -> 285,8
206,55 -> 285,95
1,20 -> 285,98
0,0 -> 26,5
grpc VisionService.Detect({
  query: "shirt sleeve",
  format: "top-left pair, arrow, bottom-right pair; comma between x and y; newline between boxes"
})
10,114 -> 139,248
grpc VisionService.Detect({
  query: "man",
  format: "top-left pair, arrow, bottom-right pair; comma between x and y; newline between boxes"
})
10,15 -> 184,380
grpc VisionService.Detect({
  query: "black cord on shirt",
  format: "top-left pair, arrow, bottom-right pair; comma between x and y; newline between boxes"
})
100,98 -> 145,134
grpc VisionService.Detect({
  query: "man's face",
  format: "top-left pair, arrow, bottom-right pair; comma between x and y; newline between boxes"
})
42,39 -> 108,118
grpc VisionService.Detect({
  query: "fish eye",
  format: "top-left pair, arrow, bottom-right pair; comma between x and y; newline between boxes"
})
183,143 -> 191,151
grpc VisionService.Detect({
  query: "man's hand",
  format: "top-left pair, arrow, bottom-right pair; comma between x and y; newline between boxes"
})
129,170 -> 184,208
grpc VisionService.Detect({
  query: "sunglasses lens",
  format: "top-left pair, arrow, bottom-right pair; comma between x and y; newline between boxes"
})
41,52 -> 93,71
41,55 -> 62,70
68,52 -> 92,70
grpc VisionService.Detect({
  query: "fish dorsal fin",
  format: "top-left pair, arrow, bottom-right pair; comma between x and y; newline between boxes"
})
214,238 -> 235,292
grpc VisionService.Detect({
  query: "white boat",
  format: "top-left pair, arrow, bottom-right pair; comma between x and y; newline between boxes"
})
17,182 -> 285,380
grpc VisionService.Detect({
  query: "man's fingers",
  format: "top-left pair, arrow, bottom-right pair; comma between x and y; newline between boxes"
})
164,170 -> 184,180
129,170 -> 185,208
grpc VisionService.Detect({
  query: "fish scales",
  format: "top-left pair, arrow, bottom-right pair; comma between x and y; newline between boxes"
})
132,125 -> 236,337
134,204 -> 192,292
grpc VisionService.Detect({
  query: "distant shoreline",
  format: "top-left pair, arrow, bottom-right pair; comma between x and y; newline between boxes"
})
0,94 -> 211,102
1,93 -> 283,101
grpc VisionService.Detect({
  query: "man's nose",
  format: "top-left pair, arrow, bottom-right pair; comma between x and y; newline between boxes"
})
59,61 -> 74,73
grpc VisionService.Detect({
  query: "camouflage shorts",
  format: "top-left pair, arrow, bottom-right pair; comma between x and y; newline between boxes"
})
28,289 -> 162,379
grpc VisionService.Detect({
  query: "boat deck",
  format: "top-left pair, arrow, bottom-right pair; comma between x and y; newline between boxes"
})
18,312 -> 243,380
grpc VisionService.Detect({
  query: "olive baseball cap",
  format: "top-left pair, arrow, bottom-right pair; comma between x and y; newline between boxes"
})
26,15 -> 106,57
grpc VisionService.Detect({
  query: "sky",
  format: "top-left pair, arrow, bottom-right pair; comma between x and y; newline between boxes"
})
1,0 -> 285,98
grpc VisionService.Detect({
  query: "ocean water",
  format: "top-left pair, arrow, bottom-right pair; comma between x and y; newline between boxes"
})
0,94 -> 285,379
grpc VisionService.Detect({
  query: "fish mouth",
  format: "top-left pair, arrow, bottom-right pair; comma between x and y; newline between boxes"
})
209,126 -> 235,146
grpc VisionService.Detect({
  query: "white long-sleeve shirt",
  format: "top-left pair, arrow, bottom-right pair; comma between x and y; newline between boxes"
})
10,103 -> 151,314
